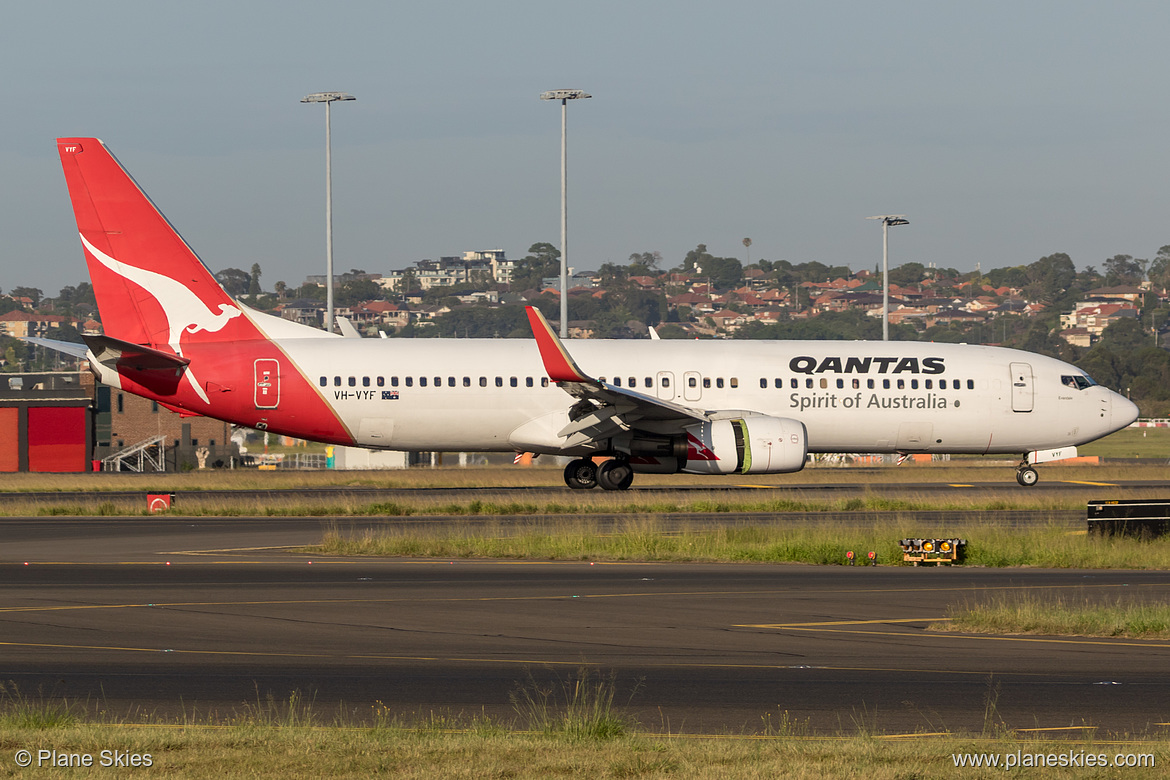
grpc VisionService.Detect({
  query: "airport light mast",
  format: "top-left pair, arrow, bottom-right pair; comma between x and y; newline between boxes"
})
866,214 -> 909,341
540,89 -> 591,338
301,91 -> 356,334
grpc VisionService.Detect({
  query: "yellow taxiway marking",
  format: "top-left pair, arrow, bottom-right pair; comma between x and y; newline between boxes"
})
1014,726 -> 1098,733
948,484 -> 974,487
1058,479 -> 1118,486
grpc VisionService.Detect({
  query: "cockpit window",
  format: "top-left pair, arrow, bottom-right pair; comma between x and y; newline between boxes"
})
1061,374 -> 1097,390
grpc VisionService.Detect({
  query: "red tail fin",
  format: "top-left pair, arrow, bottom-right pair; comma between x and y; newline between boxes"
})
56,138 -> 245,350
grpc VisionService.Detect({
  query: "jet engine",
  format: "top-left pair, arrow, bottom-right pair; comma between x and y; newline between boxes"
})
628,415 -> 807,475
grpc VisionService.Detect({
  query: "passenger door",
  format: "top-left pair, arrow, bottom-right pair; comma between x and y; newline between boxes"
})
1009,362 -> 1033,413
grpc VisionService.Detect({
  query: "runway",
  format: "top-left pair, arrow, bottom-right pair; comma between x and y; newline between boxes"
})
2,516 -> 1169,734
8,475 -> 1170,506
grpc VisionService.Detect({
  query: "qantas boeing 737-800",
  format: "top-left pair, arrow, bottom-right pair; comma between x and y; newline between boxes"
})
32,138 -> 1139,489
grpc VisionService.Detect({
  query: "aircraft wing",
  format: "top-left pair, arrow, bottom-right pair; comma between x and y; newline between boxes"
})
526,307 -> 709,443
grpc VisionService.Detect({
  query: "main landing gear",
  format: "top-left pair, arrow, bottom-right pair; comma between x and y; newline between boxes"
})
1016,461 -> 1039,487
564,458 -> 634,491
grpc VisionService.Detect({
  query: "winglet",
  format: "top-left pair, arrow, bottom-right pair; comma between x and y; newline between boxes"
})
525,306 -> 590,383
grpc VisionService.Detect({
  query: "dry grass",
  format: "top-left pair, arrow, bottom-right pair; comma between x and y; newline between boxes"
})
933,592 -> 1170,638
312,516 -> 1170,570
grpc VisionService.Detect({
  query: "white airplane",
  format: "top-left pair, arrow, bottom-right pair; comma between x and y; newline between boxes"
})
39,138 -> 1139,490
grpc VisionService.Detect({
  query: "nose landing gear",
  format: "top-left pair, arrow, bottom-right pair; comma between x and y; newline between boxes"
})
1016,462 -> 1039,487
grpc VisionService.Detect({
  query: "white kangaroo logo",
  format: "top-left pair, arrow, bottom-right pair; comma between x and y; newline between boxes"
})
80,233 -> 242,404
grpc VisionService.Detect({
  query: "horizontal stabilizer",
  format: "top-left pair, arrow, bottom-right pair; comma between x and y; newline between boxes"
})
84,334 -> 191,372
21,336 -> 90,360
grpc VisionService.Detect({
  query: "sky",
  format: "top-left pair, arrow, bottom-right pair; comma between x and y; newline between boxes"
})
2,0 -> 1167,295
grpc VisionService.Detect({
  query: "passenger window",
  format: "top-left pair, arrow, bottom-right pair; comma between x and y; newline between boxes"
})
644,377 -> 652,388
495,377 -> 503,387
420,377 -> 428,387
690,377 -> 699,388
967,380 -> 974,390
541,378 -> 549,387
405,377 -> 413,387
391,376 -> 399,387
510,377 -> 518,387
614,377 -> 622,387
661,377 -> 670,388
434,377 -> 441,387
883,379 -> 890,389
774,378 -> 782,389
319,377 -> 327,387
836,378 -> 844,389
464,377 -> 471,387
867,379 -> 875,389
717,378 -> 725,389
334,376 -> 341,387
628,377 -> 635,387
791,378 -> 798,389
480,377 -> 487,387
897,379 -> 904,390
925,379 -> 932,389
448,377 -> 456,387
760,378 -> 767,389
820,378 -> 828,389
911,379 -> 918,390
377,377 -> 385,387
703,378 -> 711,389
348,376 -> 356,387
730,377 -> 738,388
362,376 -> 370,387
805,378 -> 813,389
852,378 -> 859,389
526,377 -> 534,387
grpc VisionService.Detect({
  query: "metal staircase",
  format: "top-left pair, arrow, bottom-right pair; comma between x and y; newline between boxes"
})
102,435 -> 167,472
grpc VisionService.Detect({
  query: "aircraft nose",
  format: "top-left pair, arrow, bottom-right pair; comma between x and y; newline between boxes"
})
1113,393 -> 1140,428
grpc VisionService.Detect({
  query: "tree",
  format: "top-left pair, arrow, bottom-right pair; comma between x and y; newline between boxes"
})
682,244 -> 742,288
1103,254 -> 1145,287
509,243 -> 560,291
627,251 -> 662,277
1023,253 -> 1076,304
248,263 -> 263,296
215,268 -> 250,297
1146,245 -> 1170,291
274,281 -> 288,299
10,286 -> 43,308
888,262 -> 929,287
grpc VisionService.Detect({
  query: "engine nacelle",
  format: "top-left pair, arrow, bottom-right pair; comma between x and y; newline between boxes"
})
628,416 -> 807,475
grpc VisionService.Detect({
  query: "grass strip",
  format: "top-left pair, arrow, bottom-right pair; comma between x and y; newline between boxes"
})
312,518 -> 1170,569
1,678 -> 1167,779
932,593 -> 1170,638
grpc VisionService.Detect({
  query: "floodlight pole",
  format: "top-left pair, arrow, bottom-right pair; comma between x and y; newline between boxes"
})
541,89 -> 591,338
866,215 -> 909,341
301,91 -> 355,333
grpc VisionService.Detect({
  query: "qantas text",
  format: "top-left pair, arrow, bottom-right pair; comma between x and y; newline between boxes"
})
789,356 -> 945,375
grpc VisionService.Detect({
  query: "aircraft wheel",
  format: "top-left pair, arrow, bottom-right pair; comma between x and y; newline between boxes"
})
597,459 -> 634,491
1016,466 -> 1039,487
564,458 -> 599,489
